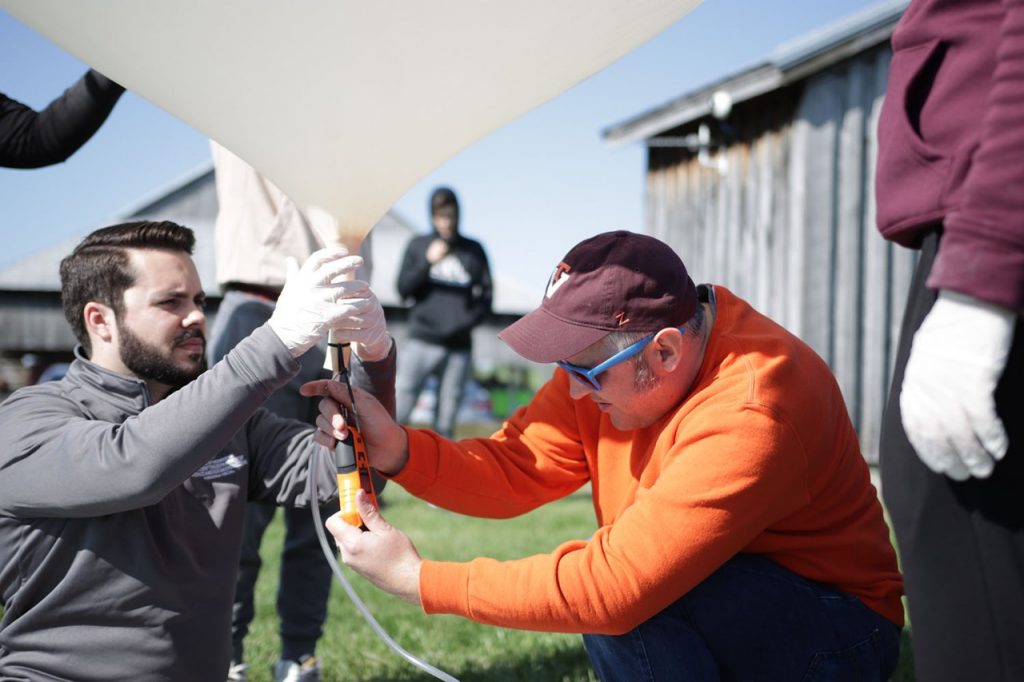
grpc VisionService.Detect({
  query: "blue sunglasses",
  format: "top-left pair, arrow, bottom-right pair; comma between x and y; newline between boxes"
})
556,332 -> 658,392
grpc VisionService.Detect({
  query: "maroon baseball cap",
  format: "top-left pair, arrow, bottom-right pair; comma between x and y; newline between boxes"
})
498,230 -> 697,363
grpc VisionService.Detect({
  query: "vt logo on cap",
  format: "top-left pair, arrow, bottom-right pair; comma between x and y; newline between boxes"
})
498,230 -> 697,363
545,262 -> 572,299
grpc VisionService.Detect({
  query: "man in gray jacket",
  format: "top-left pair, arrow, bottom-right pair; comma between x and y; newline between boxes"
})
0,221 -> 394,681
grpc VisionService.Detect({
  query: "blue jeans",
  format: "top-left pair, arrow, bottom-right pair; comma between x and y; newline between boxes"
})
582,554 -> 900,681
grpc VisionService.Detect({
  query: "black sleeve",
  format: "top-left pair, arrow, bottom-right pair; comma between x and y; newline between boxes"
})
395,238 -> 432,300
467,242 -> 493,327
0,69 -> 125,169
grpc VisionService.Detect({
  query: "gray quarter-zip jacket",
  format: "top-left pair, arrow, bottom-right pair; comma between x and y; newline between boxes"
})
0,324 -> 395,681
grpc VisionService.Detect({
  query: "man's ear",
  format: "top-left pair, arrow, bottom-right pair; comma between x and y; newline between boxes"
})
83,302 -> 116,344
650,327 -> 685,373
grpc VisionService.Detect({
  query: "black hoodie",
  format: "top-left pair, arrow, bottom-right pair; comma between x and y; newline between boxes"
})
396,226 -> 492,349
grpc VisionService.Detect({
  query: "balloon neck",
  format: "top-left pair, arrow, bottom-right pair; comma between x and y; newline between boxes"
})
325,333 -> 350,373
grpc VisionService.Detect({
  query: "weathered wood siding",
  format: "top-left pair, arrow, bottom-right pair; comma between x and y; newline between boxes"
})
647,44 -> 916,461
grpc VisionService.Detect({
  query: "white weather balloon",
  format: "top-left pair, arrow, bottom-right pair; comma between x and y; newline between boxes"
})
2,1 -> 701,249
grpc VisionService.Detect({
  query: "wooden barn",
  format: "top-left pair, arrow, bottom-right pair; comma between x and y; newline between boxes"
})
603,0 -> 912,461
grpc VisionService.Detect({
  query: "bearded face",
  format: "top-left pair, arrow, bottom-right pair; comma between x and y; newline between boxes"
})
118,321 -> 207,388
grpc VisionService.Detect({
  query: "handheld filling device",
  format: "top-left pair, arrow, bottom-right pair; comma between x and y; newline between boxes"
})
312,334 -> 459,681
329,340 -> 378,527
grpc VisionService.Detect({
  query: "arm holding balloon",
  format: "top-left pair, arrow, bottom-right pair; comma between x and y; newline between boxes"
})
268,247 -> 392,361
0,69 -> 124,169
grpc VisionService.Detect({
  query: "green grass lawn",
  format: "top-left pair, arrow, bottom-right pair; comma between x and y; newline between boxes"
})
0,427 -> 917,680
243,483 -> 601,682
243,478 -> 917,682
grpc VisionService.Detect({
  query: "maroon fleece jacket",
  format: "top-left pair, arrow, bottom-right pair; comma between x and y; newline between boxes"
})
875,0 -> 1024,314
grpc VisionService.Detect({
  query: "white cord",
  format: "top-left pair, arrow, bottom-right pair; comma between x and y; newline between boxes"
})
310,446 -> 460,682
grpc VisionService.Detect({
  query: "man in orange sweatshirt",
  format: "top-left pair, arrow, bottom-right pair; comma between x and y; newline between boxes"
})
308,231 -> 904,680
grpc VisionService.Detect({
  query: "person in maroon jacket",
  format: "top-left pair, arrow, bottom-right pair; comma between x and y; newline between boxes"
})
1,69 -> 124,168
875,1 -> 1023,680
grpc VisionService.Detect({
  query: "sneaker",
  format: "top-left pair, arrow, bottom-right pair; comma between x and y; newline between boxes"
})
226,661 -> 248,682
273,655 -> 321,682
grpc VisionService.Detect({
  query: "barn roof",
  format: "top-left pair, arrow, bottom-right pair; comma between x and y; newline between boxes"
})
602,0 -> 908,148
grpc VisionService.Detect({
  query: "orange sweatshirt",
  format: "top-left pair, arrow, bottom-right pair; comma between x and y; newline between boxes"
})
396,286 -> 904,634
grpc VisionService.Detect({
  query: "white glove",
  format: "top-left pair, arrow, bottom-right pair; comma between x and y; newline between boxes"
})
900,290 -> 1016,480
331,287 -> 392,362
268,247 -> 374,357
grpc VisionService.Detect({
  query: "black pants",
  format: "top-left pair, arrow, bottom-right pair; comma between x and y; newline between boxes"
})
880,229 -> 1024,682
209,290 -> 335,664
231,501 -> 335,663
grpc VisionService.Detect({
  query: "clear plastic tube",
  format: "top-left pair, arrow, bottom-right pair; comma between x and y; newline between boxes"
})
310,446 -> 460,682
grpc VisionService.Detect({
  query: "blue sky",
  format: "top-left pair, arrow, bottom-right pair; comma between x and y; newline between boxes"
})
1,0 -> 886,300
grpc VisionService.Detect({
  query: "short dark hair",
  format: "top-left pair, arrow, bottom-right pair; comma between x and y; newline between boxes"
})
59,221 -> 196,354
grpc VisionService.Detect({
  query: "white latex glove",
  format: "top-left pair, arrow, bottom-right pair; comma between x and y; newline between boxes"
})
331,286 -> 392,362
268,247 -> 373,357
900,290 -> 1016,480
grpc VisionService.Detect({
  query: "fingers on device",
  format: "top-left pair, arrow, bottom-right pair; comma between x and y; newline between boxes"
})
334,404 -> 378,527
326,337 -> 379,527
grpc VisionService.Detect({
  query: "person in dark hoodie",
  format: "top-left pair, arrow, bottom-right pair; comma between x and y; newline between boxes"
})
395,186 -> 492,437
875,1 -> 1023,680
1,69 -> 124,168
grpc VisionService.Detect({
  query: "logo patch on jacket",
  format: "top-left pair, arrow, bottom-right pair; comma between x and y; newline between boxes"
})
192,453 -> 247,480
429,253 -> 471,286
